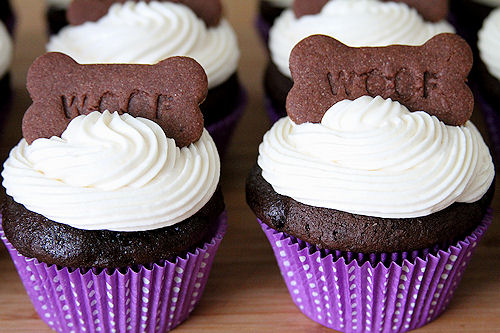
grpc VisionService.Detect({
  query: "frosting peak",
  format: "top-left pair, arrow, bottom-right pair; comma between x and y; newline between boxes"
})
46,1 -> 240,89
0,22 -> 12,78
269,0 -> 455,78
2,111 -> 221,231
258,96 -> 494,218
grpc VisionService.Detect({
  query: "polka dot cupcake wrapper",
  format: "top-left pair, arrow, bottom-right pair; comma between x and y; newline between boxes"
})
206,87 -> 247,158
0,212 -> 227,333
259,210 -> 492,333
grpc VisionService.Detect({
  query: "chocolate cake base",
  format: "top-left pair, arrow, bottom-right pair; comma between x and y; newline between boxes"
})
203,73 -> 241,126
259,0 -> 288,28
246,165 -> 494,253
47,6 -> 68,35
0,0 -> 14,35
2,188 -> 225,269
264,60 -> 292,119
477,59 -> 500,111
450,0 -> 495,50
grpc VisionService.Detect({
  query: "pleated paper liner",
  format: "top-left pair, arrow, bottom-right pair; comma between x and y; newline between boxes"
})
259,209 -> 492,333
1,212 -> 227,333
207,87 -> 247,158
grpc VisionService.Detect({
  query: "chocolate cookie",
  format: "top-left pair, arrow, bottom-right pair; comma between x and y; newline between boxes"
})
2,188 -> 224,269
246,165 -> 493,253
287,34 -> 474,126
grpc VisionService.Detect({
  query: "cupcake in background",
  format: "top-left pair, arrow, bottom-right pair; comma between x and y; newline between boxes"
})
46,0 -> 71,35
450,0 -> 500,49
1,52 -> 226,332
476,7 -> 500,160
247,34 -> 495,332
265,0 -> 454,123
0,21 -> 13,122
47,0 -> 245,157
257,0 -> 293,43
0,0 -> 15,35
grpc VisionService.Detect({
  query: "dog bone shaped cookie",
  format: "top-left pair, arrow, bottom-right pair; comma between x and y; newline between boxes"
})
68,0 -> 222,27
23,52 -> 207,147
287,33 -> 473,126
293,0 -> 448,22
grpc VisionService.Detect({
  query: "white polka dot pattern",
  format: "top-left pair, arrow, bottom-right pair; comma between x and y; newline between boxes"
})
259,210 -> 491,333
0,212 -> 227,333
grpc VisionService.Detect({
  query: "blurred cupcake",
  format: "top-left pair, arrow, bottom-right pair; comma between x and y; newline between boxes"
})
476,7 -> 500,160
1,53 -> 226,332
46,0 -> 71,35
247,34 -> 495,332
265,0 -> 454,123
0,0 -> 15,35
0,21 -> 13,121
257,0 -> 293,43
47,0 -> 245,156
450,0 -> 500,49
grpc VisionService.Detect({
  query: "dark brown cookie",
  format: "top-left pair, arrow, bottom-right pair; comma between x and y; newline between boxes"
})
67,0 -> 222,27
293,0 -> 448,22
287,34 -> 473,126
246,165 -> 493,253
23,52 -> 207,147
2,188 -> 224,269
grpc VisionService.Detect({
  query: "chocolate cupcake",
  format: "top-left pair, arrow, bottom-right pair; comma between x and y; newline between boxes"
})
1,52 -> 226,332
257,0 -> 293,43
0,0 -> 15,35
476,7 -> 500,160
45,0 -> 71,35
265,0 -> 454,122
0,21 -> 12,122
47,0 -> 246,156
247,34 -> 495,332
450,0 -> 499,50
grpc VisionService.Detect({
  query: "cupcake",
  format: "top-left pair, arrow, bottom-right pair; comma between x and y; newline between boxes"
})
47,0 -> 245,157
1,52 -> 226,332
450,0 -> 500,49
0,21 -> 13,122
0,0 -> 15,35
247,34 -> 495,332
265,0 -> 455,123
46,0 -> 71,35
257,0 -> 293,43
476,7 -> 500,160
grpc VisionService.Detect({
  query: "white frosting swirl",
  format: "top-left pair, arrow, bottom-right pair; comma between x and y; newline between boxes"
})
269,0 -> 455,78
46,1 -> 240,89
0,22 -> 12,78
263,0 -> 293,8
46,0 -> 72,9
2,111 -> 221,232
258,96 -> 494,218
478,7 -> 500,81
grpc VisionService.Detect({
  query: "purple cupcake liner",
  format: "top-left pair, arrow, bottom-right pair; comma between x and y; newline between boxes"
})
206,87 -> 247,158
265,96 -> 284,124
1,212 -> 227,333
259,210 -> 492,333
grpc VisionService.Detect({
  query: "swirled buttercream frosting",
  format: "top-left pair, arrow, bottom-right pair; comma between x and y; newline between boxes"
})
2,111 -> 220,231
0,22 -> 12,78
478,7 -> 500,81
258,96 -> 494,218
46,1 -> 239,89
269,0 -> 455,78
